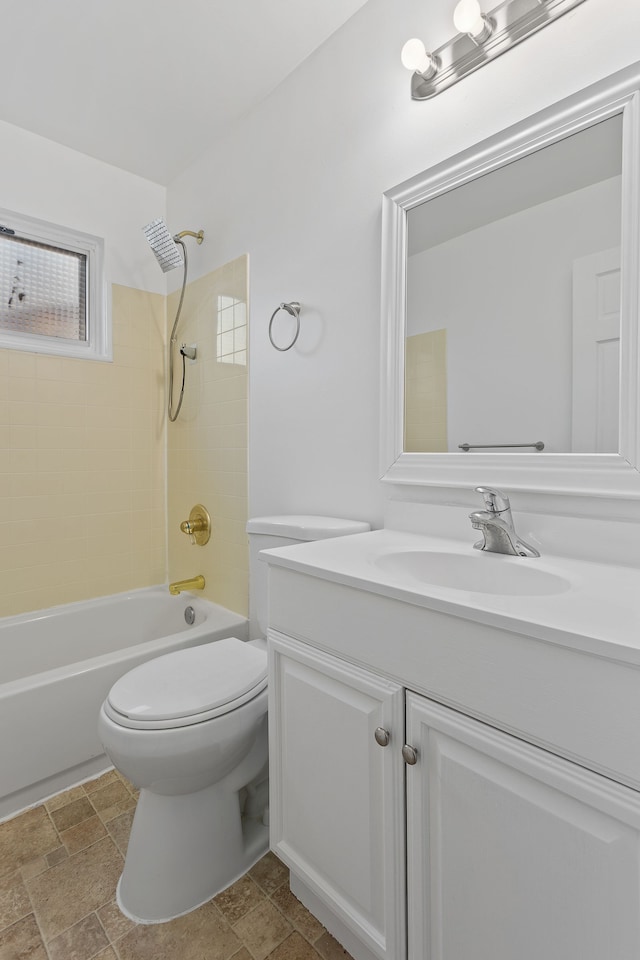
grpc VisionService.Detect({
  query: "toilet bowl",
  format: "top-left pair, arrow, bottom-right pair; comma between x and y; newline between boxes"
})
98,515 -> 370,923
98,637 -> 269,922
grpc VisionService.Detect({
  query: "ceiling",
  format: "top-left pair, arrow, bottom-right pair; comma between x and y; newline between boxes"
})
1,0 -> 369,185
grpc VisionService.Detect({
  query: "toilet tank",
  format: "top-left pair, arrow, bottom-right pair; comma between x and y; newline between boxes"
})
246,515 -> 370,639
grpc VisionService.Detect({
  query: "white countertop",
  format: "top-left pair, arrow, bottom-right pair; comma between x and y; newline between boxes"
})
262,528 -> 640,667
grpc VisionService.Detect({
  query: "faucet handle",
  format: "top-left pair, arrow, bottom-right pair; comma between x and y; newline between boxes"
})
179,504 -> 211,546
474,486 -> 510,514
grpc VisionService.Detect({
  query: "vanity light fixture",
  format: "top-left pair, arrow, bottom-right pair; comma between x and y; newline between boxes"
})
452,0 -> 493,43
402,0 -> 587,100
400,39 -> 440,80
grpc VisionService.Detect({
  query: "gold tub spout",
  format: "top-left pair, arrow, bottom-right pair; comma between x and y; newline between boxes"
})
169,575 -> 205,596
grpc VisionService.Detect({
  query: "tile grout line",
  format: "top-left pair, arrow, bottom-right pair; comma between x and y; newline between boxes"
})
110,930 -> 127,960
21,869 -> 54,960
86,911 -> 112,960
265,878 -> 326,948
233,876 -> 303,960
36,801 -> 66,960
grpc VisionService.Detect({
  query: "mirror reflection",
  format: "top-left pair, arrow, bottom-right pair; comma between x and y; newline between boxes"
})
404,115 -> 622,455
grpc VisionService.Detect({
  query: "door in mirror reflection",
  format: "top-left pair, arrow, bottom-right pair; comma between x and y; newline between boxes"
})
404,115 -> 622,454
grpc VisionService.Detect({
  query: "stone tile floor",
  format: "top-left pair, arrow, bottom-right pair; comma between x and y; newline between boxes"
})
0,770 -> 354,960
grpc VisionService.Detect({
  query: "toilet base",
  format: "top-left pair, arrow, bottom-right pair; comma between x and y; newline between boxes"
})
116,781 -> 269,924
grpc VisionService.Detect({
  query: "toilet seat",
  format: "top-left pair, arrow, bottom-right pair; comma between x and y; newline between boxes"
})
104,637 -> 267,730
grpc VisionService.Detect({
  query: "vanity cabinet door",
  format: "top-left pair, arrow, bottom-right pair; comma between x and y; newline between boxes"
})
405,692 -> 640,960
268,631 -> 406,960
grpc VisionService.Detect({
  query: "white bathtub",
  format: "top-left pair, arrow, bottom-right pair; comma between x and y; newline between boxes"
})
0,586 -> 248,820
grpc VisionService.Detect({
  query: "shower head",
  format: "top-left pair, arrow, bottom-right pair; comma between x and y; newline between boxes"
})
143,218 -> 184,273
142,219 -> 205,273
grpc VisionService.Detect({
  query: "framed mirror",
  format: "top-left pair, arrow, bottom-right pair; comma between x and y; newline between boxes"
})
380,62 -> 640,498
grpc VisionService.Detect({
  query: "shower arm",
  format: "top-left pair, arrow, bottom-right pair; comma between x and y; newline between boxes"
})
174,230 -> 204,244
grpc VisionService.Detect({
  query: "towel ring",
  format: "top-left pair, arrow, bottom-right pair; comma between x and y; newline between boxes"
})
269,301 -> 301,351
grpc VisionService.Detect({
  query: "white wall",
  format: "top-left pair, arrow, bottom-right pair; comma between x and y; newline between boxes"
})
167,0 -> 640,527
407,178 -> 621,453
0,119 -> 166,295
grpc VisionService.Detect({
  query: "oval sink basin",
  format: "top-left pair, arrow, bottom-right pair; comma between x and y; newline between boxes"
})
374,551 -> 571,597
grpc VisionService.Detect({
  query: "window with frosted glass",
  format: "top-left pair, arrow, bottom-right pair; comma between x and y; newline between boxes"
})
0,211 -> 107,361
0,233 -> 87,342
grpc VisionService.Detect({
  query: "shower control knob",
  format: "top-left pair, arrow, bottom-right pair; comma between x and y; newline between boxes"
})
179,504 -> 211,546
374,727 -> 391,747
180,518 -> 206,535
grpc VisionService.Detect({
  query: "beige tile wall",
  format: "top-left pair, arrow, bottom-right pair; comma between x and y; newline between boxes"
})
0,284 -> 166,617
404,329 -> 448,453
167,256 -> 248,617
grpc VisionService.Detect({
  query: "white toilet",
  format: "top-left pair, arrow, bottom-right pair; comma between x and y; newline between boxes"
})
98,515 -> 369,924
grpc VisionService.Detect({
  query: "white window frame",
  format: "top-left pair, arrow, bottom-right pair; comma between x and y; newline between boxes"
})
0,208 -> 110,361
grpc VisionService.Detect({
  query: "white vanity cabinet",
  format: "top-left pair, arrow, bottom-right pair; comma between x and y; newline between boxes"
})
406,693 -> 640,960
268,631 -> 406,960
266,563 -> 640,960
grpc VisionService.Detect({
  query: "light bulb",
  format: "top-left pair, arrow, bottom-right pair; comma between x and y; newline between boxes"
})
400,38 -> 437,77
453,0 -> 487,39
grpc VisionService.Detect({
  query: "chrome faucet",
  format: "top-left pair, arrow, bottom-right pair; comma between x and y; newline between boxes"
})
469,486 -> 539,557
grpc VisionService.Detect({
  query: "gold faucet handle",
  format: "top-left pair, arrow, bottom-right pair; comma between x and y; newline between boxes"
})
180,518 -> 206,534
179,504 -> 211,545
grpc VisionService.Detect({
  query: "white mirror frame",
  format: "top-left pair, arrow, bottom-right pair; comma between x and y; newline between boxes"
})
380,62 -> 640,498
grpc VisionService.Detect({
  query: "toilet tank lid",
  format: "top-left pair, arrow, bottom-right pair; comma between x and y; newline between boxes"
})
246,515 -> 370,540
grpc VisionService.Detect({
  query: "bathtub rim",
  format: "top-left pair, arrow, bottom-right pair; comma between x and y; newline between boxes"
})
0,585 -> 248,699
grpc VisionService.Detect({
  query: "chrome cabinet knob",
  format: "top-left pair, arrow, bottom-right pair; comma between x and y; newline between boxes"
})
402,744 -> 418,765
374,727 -> 391,747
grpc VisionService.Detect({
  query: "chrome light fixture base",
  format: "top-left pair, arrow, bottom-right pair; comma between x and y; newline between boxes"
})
411,0 -> 587,100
